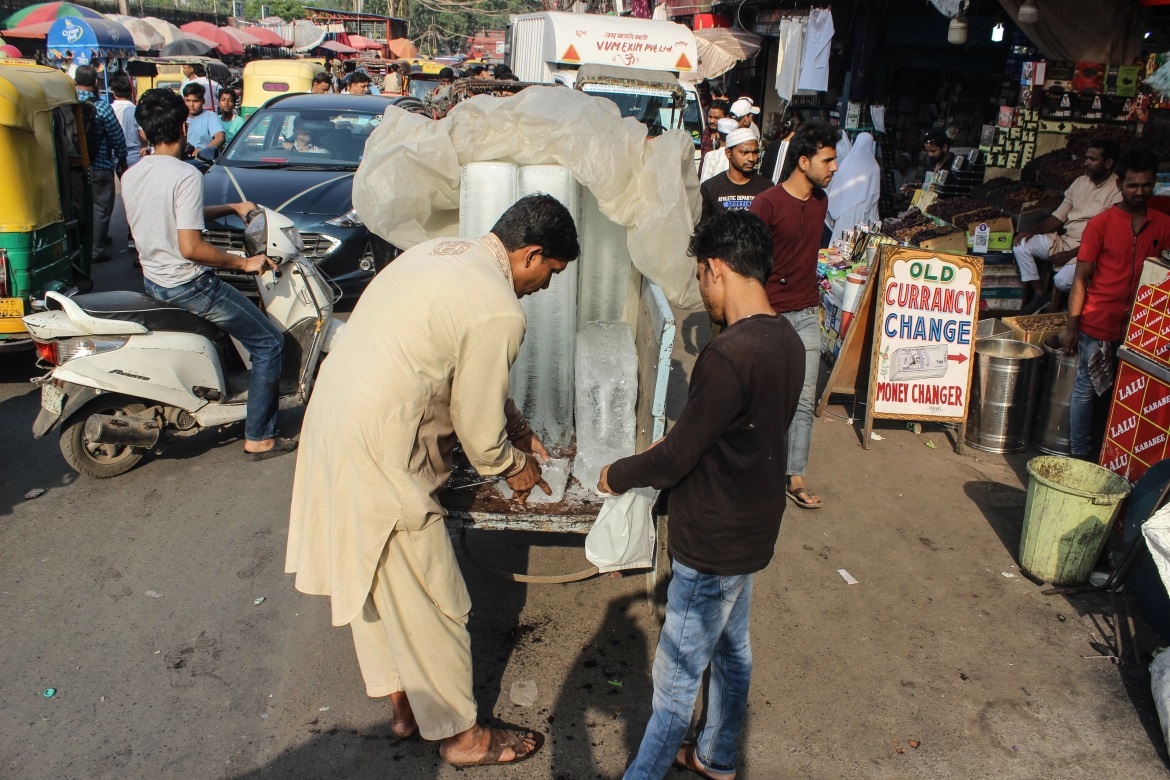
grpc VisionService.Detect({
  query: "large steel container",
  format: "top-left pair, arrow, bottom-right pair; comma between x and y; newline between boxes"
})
1031,336 -> 1078,455
966,338 -> 1044,453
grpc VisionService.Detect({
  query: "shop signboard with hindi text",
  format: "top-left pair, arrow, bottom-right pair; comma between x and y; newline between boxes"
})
867,247 -> 983,427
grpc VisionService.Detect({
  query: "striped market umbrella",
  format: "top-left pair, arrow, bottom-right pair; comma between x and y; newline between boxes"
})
4,2 -> 104,28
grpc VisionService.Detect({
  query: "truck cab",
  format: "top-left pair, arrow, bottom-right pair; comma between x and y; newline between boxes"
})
507,12 -> 703,154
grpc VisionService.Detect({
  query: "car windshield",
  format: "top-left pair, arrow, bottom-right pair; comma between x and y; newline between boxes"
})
221,107 -> 383,169
410,77 -> 443,100
580,86 -> 680,137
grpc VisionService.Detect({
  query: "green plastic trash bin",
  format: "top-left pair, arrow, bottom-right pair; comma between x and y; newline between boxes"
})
1019,456 -> 1132,585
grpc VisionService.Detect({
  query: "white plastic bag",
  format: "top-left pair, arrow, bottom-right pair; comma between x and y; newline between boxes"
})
351,87 -> 701,308
1142,504 -> 1170,589
585,487 -> 658,572
1151,648 -> 1170,749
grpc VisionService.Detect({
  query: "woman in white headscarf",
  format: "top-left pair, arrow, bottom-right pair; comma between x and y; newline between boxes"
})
825,132 -> 880,244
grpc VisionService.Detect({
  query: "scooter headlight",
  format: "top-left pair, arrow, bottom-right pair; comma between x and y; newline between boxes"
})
280,226 -> 305,252
57,336 -> 130,363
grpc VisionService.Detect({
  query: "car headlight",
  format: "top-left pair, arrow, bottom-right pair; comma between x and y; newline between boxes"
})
325,209 -> 364,228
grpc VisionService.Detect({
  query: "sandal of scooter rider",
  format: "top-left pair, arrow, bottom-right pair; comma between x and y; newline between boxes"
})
245,437 -> 299,461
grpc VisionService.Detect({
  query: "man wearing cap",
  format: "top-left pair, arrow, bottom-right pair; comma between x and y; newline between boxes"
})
700,129 -> 771,222
729,97 -> 762,141
700,117 -> 741,183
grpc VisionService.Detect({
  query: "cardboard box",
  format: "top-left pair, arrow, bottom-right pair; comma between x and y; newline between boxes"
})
1101,358 -> 1170,489
1124,256 -> 1170,370
1073,61 -> 1104,94
1001,313 -> 1068,346
966,231 -> 1014,250
917,230 -> 970,253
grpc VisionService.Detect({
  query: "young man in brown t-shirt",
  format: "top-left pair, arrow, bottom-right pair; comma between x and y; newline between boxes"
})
749,119 -> 840,509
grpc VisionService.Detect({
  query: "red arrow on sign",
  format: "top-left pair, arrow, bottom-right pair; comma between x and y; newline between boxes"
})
948,353 -> 968,364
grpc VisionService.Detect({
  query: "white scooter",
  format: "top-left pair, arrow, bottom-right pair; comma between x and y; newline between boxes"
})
23,207 -> 345,478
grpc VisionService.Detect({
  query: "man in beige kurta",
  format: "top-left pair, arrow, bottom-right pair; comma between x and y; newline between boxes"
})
286,194 -> 578,766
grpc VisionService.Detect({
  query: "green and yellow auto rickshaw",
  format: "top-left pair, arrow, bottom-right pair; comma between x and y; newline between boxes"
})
0,60 -> 92,351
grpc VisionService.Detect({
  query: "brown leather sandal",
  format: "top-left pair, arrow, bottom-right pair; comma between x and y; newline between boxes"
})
442,727 -> 544,767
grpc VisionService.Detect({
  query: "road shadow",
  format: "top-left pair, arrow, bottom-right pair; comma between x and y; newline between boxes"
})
548,591 -> 654,775
963,480 -> 1027,562
0,355 -> 78,517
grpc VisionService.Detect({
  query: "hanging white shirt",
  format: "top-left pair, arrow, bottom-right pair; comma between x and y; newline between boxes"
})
797,8 -> 834,92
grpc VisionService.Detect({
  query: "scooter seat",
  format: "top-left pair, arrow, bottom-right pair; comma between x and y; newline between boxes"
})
65,291 -> 228,343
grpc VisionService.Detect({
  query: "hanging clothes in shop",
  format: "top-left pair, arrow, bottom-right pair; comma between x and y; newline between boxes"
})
826,132 -> 881,244
773,15 -> 806,101
797,7 -> 834,92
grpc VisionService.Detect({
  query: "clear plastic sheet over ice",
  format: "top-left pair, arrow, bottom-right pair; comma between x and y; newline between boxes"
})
351,86 -> 700,308
578,187 -> 635,327
507,165 -> 581,450
459,162 -> 518,239
574,322 -> 637,495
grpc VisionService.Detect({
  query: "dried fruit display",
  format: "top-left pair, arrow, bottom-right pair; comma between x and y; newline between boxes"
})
950,207 -> 1006,230
926,197 -> 984,221
1065,125 -> 1131,158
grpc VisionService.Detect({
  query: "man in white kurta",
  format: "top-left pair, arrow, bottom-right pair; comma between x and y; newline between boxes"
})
286,195 -> 578,765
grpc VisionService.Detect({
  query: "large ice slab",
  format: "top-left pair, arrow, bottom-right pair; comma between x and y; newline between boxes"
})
578,187 -> 634,327
459,162 -> 518,239
508,165 -> 582,450
574,322 -> 637,495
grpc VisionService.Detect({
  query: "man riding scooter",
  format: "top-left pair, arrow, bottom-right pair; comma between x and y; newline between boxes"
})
122,88 -> 297,460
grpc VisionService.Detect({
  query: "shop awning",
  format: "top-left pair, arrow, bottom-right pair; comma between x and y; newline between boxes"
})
692,27 -> 762,80
347,34 -> 383,50
180,21 -> 243,56
318,40 -> 358,54
105,15 -> 165,52
46,17 -> 135,63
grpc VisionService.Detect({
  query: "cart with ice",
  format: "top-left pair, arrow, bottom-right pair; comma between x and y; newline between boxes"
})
352,87 -> 701,601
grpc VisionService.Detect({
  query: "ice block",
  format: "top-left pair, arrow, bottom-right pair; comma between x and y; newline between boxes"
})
574,322 -> 637,495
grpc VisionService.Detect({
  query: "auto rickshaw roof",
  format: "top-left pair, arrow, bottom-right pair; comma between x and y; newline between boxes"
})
0,61 -> 77,132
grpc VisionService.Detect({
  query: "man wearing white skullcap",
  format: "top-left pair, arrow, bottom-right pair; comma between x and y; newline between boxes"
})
700,128 -> 772,222
700,117 -> 741,183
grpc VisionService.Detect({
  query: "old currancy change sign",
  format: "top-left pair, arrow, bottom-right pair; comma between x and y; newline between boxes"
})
868,247 -> 983,423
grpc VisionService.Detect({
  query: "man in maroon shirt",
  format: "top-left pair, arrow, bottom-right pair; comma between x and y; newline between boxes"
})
748,119 -> 840,509
1061,149 -> 1170,458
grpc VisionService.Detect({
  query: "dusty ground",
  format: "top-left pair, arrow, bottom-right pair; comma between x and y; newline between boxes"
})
1,208 -> 1167,778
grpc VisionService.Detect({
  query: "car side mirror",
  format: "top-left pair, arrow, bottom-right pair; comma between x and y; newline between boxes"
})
196,146 -> 219,163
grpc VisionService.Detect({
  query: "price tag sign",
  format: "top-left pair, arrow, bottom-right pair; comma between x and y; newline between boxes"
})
973,223 -> 991,255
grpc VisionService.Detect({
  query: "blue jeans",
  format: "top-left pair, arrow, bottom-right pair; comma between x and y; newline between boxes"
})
1069,332 -> 1108,458
780,307 -> 819,476
623,561 -> 753,779
145,273 -> 283,442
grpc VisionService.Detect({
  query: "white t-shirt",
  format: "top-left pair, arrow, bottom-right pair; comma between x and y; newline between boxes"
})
121,155 -> 208,288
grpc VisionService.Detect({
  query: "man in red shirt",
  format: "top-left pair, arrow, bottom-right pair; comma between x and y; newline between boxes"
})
1061,149 -> 1170,458
749,119 -> 840,509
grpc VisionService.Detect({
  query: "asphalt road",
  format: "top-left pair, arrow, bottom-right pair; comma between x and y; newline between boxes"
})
2,198 -> 1169,779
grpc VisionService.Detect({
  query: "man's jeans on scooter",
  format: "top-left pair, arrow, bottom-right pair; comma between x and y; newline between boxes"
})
145,273 -> 283,442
